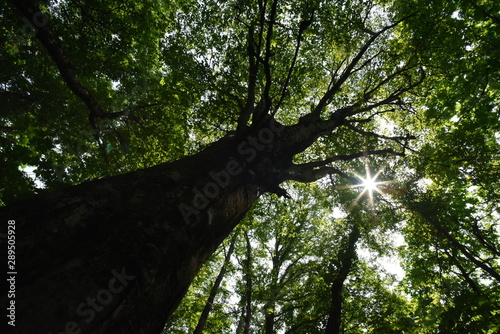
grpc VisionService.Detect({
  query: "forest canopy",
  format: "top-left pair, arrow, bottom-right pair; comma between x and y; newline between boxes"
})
1,0 -> 499,333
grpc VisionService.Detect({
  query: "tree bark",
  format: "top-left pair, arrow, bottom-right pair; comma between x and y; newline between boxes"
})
264,287 -> 278,334
325,224 -> 360,334
2,1 -> 423,332
0,116 -> 333,334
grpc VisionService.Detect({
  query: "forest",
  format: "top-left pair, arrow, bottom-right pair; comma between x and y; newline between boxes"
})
0,0 -> 499,333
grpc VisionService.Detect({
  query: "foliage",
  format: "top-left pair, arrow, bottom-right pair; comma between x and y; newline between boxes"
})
1,0 -> 499,332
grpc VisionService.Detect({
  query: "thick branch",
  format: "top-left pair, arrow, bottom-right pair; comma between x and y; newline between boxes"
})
252,0 -> 278,125
284,165 -> 357,184
344,123 -> 416,143
262,0 -> 277,109
238,27 -> 259,132
281,148 -> 403,184
257,0 -> 267,50
9,0 -> 125,127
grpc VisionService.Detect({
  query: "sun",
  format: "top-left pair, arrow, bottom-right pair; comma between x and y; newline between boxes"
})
346,160 -> 394,211
361,175 -> 378,191
359,164 -> 379,192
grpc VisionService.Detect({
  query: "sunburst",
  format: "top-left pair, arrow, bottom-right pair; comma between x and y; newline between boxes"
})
347,160 -> 394,212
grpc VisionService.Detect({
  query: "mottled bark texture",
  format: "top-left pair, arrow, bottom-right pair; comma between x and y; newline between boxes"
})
0,117 -> 331,334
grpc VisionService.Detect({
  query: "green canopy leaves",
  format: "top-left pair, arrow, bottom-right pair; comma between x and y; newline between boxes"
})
1,0 -> 499,332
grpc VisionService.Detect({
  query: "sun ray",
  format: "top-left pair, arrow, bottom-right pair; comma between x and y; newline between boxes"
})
340,159 -> 394,214
348,187 -> 368,211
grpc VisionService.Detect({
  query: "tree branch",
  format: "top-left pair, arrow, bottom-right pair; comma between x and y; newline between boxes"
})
328,66 -> 425,122
262,0 -> 277,106
273,10 -> 314,114
344,123 -> 416,144
345,108 -> 397,124
284,165 -> 358,184
362,62 -> 418,101
310,31 -> 385,118
281,148 -> 404,184
252,0 -> 278,125
471,218 -> 500,257
443,248 -> 482,294
309,15 -> 416,120
237,27 -> 259,132
411,201 -> 500,282
9,0 -> 127,129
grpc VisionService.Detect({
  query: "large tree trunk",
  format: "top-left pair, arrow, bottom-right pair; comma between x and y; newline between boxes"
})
0,117 -> 326,334
2,0 -> 421,332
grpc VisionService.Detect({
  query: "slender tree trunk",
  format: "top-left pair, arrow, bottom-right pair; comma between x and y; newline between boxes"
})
236,231 -> 253,334
193,234 -> 237,334
325,225 -> 360,334
0,117 -> 332,334
409,202 -> 500,282
265,236 -> 283,334
443,249 -> 482,294
243,231 -> 254,334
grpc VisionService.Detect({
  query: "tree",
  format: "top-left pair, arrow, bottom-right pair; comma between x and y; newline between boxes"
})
1,0 -> 498,333
235,230 -> 253,334
325,222 -> 359,334
393,1 -> 500,331
193,233 -> 237,334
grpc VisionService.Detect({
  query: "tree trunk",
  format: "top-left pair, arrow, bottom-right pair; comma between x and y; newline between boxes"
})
409,201 -> 500,282
325,224 -> 360,334
443,249 -> 482,294
264,237 -> 282,334
264,290 -> 277,334
236,231 -> 253,334
0,117 -> 328,334
193,234 -> 237,334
